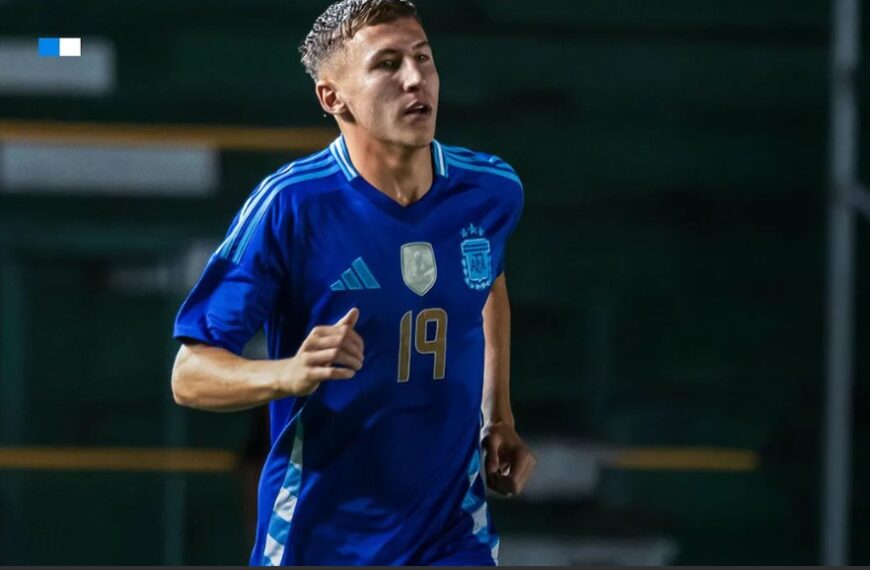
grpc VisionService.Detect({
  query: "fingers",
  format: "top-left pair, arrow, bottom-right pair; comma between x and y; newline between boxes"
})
335,307 -> 360,328
305,348 -> 363,371
307,366 -> 356,382
303,311 -> 365,359
497,442 -> 514,475
287,311 -> 364,395
307,330 -> 364,359
488,474 -> 516,496
508,447 -> 536,494
485,444 -> 536,497
482,433 -> 502,476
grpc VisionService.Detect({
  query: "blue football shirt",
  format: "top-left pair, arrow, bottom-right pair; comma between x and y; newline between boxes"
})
174,135 -> 523,566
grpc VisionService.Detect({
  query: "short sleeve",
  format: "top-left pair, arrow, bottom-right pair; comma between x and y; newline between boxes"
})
494,158 -> 524,277
174,192 -> 292,355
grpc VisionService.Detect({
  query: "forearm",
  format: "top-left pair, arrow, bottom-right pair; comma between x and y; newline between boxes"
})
482,273 -> 515,429
171,343 -> 283,412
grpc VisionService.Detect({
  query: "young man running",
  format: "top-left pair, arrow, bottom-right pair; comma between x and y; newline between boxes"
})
172,0 -> 534,564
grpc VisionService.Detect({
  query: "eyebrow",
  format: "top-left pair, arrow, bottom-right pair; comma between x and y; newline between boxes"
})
368,41 -> 431,62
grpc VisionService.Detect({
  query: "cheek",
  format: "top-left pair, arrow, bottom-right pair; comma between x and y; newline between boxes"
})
365,83 -> 398,113
428,68 -> 440,95
347,85 -> 378,116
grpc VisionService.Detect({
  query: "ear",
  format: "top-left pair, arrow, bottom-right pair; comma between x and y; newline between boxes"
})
315,79 -> 347,117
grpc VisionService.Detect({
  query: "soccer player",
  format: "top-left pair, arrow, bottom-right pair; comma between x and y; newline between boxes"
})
171,0 -> 535,565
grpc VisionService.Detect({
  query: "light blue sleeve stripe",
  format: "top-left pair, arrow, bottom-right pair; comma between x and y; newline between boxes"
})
441,145 -> 510,165
445,156 -> 523,187
218,165 -> 296,258
240,149 -> 330,219
442,148 -> 517,175
230,164 -> 340,264
351,257 -> 381,289
442,147 -> 516,178
289,154 -> 333,174
218,149 -> 332,259
442,144 -> 475,157
240,163 -> 294,219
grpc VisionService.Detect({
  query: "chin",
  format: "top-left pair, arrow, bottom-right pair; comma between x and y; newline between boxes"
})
403,128 -> 436,148
374,125 -> 436,149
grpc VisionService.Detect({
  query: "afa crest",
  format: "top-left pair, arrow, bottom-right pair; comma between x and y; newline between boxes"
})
460,223 -> 492,290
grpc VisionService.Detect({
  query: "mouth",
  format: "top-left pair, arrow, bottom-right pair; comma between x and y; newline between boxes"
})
403,102 -> 433,118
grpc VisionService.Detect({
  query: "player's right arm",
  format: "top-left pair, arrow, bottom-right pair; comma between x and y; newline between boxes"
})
172,308 -> 364,412
172,174 -> 367,412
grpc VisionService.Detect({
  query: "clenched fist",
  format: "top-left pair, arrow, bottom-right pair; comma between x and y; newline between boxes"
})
277,308 -> 365,396
482,422 -> 536,497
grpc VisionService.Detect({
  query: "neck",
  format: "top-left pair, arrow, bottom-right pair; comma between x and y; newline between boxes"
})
341,129 -> 434,207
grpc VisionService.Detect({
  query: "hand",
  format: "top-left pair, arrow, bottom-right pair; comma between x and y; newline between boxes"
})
482,422 -> 536,497
277,308 -> 365,396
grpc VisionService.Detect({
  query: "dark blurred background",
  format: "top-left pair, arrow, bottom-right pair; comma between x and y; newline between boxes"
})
0,0 -> 868,565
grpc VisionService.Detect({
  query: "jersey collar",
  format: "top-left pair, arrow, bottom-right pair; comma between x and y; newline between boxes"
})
329,135 -> 449,182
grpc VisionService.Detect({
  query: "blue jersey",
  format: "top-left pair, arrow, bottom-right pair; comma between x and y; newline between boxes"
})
174,136 -> 523,566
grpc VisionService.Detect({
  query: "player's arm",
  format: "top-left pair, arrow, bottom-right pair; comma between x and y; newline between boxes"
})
481,273 -> 536,496
172,309 -> 364,412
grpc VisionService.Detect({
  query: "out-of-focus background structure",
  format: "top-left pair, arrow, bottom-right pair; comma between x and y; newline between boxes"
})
1,0 -> 868,565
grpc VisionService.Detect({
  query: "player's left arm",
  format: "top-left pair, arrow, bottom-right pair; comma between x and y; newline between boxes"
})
482,272 -> 536,497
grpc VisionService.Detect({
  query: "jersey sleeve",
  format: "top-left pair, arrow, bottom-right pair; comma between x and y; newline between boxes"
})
493,157 -> 524,277
174,190 -> 293,355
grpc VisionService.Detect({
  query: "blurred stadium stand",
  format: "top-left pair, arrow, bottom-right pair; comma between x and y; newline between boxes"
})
0,0 -> 868,565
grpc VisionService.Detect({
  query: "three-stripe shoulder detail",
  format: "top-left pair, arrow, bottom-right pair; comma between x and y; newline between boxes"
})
441,145 -> 522,187
217,149 -> 339,264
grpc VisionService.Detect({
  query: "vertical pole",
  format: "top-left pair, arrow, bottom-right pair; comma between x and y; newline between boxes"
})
823,0 -> 859,564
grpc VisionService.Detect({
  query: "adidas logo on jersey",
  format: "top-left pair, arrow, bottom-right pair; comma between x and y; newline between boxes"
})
330,257 -> 381,291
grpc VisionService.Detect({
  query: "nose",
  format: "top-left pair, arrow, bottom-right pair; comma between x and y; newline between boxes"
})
401,58 -> 425,91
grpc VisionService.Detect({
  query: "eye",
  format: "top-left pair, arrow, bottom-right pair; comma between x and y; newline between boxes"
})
377,59 -> 399,70
416,53 -> 430,62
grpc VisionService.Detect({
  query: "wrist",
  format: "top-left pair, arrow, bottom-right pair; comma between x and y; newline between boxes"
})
483,415 -> 515,432
249,358 -> 286,399
483,399 -> 514,428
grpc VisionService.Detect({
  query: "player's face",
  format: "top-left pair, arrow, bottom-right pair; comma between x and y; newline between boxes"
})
335,17 -> 439,148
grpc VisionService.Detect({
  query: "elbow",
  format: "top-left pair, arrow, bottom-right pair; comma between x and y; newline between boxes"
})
171,378 -> 194,408
171,369 -> 196,408
171,349 -> 199,408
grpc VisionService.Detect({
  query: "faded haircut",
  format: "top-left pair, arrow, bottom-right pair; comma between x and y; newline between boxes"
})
299,0 -> 421,80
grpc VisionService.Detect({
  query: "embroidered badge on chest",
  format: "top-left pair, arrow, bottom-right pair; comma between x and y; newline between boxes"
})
460,223 -> 493,290
401,242 -> 437,296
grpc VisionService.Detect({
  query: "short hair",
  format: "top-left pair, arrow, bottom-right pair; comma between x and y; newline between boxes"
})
299,0 -> 421,80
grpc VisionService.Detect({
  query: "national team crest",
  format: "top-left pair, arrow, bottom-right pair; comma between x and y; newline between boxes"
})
401,242 -> 437,296
460,223 -> 492,290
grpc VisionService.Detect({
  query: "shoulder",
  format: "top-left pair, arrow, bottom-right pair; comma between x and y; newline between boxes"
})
256,145 -> 346,209
218,146 -> 342,257
438,141 -> 524,207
